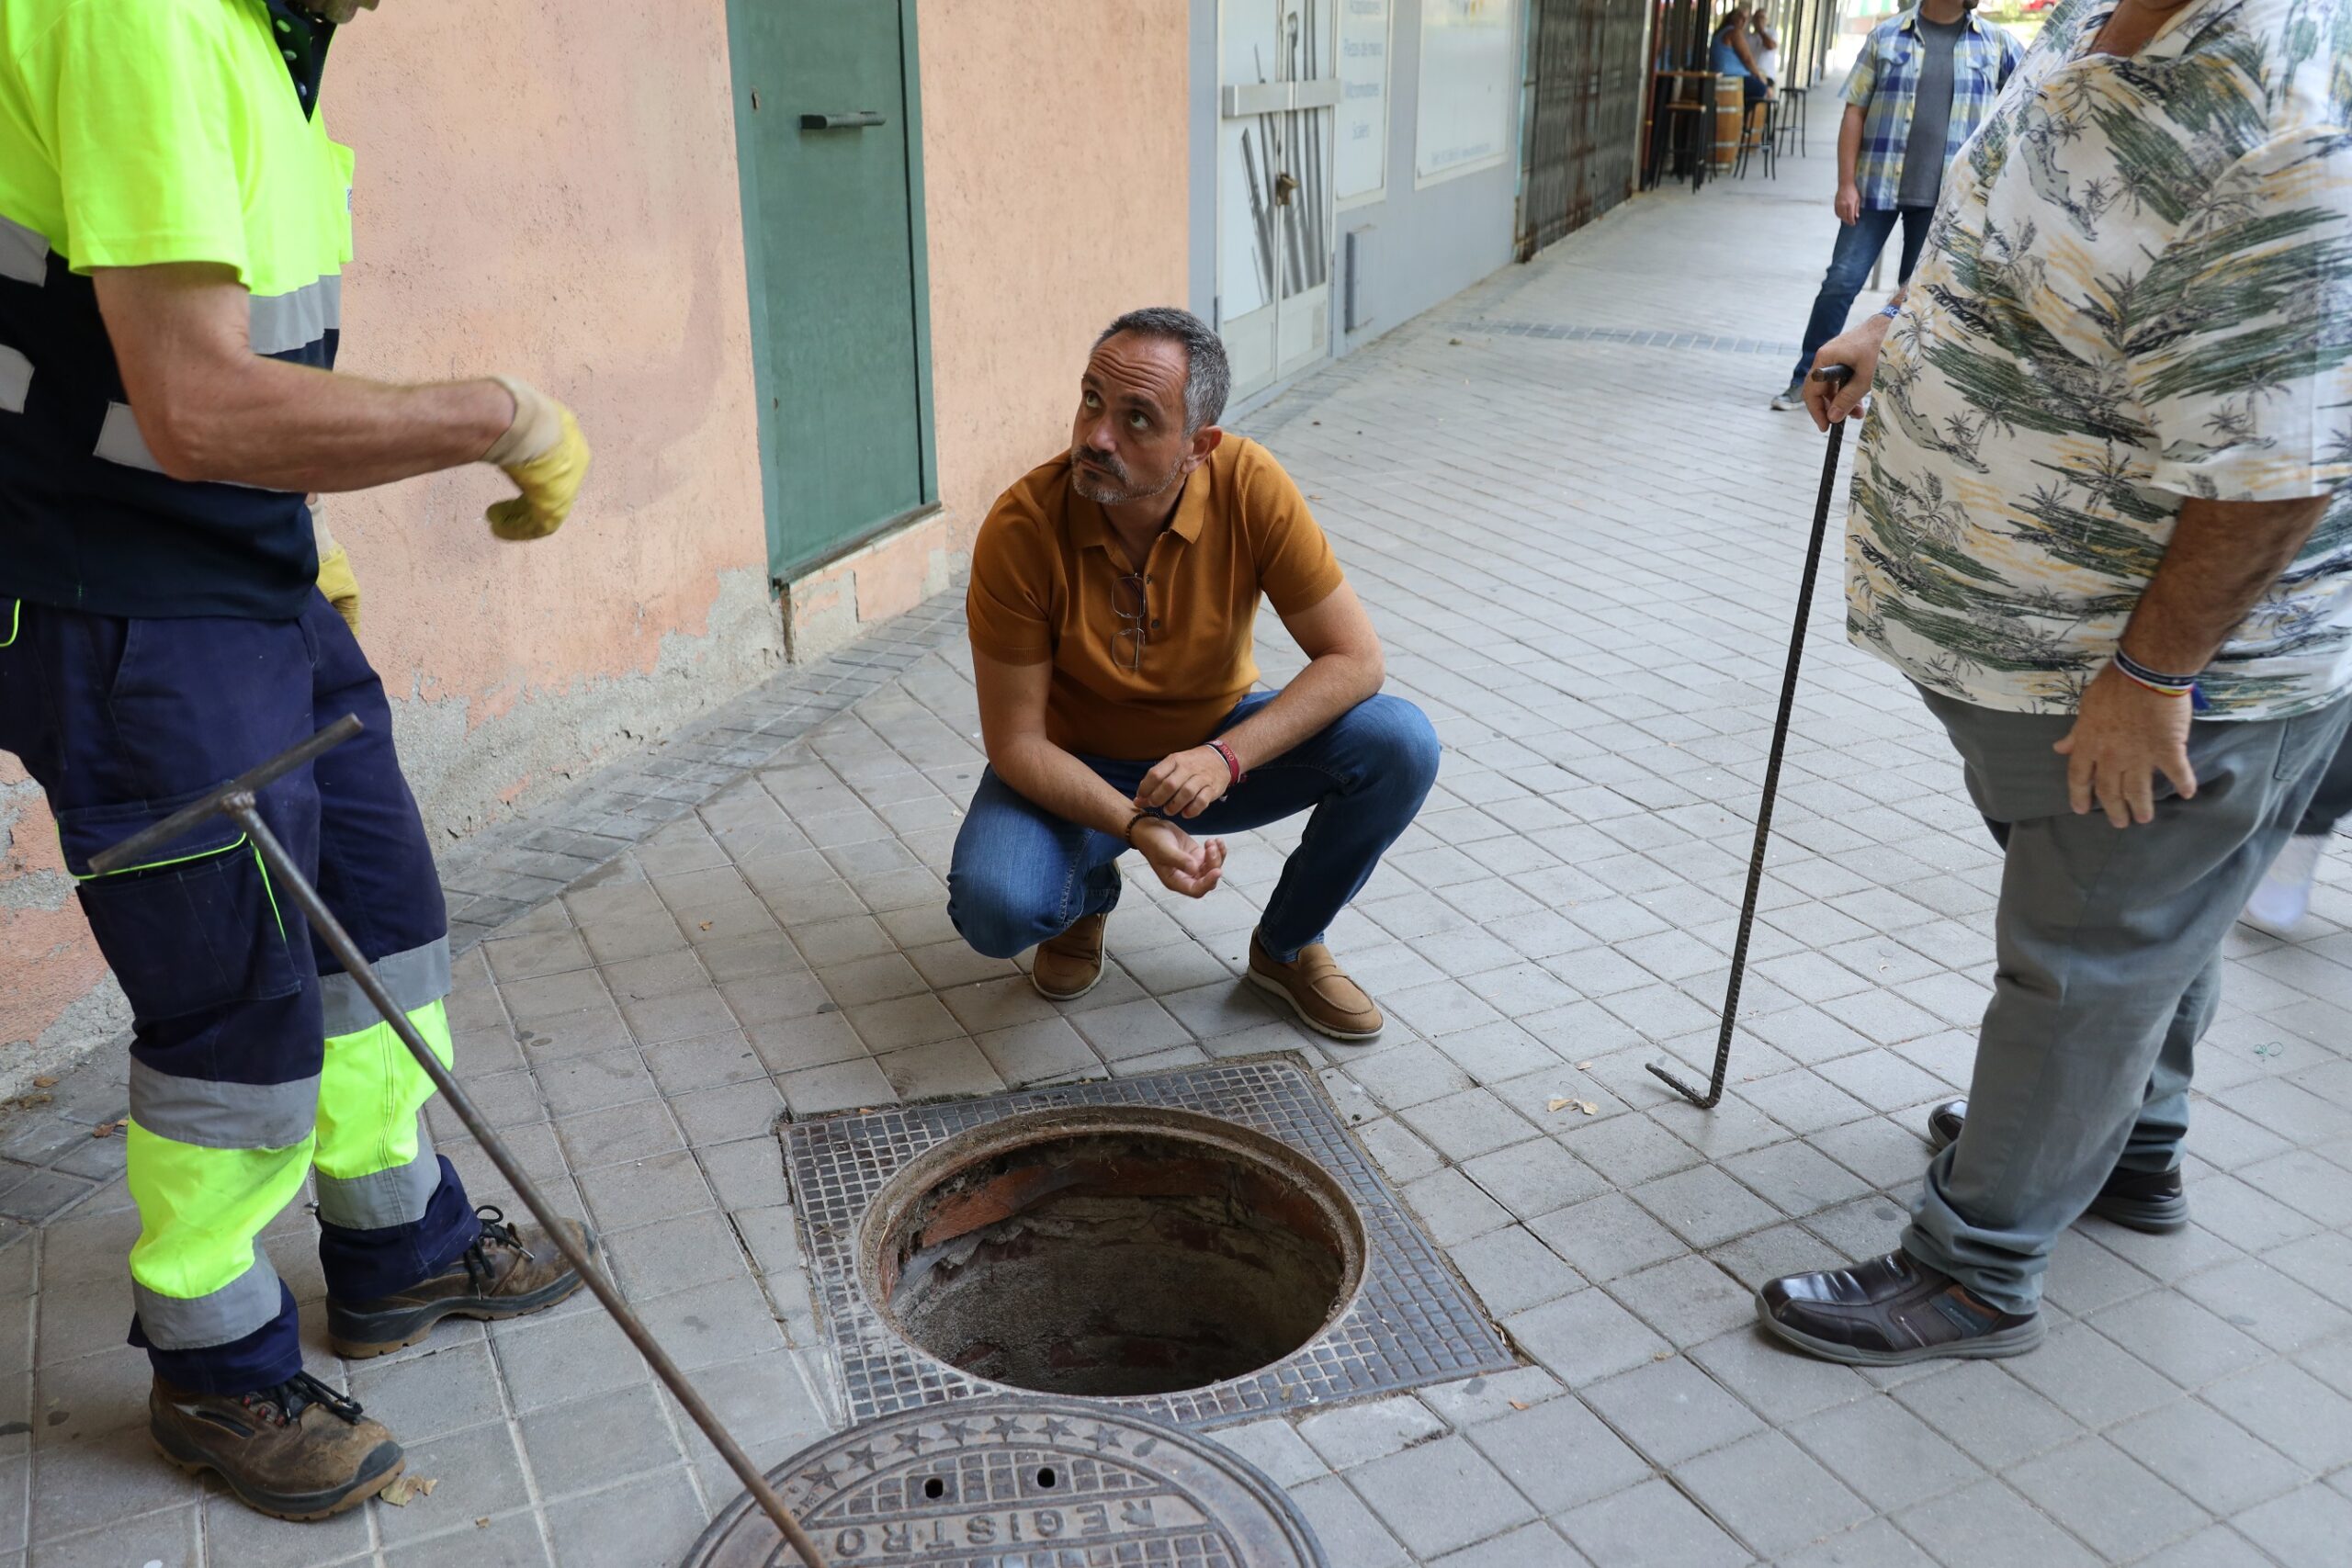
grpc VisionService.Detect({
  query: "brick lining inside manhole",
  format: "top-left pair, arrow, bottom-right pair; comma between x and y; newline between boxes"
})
784,1057 -> 1515,1428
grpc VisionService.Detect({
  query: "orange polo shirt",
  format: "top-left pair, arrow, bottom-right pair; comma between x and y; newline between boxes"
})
966,437 -> 1346,761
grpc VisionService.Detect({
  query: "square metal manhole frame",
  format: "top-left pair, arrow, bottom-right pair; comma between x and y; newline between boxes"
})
783,1055 -> 1517,1430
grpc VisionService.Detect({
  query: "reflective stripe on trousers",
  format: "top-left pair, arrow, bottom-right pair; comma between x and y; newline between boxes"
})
127,985 -> 455,1351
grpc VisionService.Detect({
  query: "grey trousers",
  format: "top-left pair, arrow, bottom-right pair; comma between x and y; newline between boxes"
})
1901,686 -> 2352,1313
2295,725 -> 2352,836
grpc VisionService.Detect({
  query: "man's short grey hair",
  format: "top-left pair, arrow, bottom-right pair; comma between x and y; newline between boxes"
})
1094,307 -> 1231,434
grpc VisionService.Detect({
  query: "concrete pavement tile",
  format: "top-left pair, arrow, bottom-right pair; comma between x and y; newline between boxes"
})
1584,1355 -> 1763,1466
1555,1112 -> 1702,1187
1431,1521 -> 1589,1567
1504,1288 -> 1670,1385
1450,1225 -> 1584,1317
1603,1255 -> 1758,1348
1403,1089 -> 1543,1163
491,1304 -> 646,1413
2087,1292 -> 2267,1390
2206,1358 -> 2352,1472
1463,1138 -> 1608,1219
1556,1478 -> 1749,1568
697,1137 -> 791,1212
2005,1435 -> 2211,1562
1415,1367 -> 1567,1427
631,1274 -> 786,1371
200,1472 -> 375,1564
1706,1220 -> 1852,1292
1528,1193 -> 1686,1282
1431,1021 -> 1566,1085
520,1382 -> 683,1499
541,1466 -> 705,1568
1351,1435 -> 1536,1560
1297,1394 -> 1446,1470
1785,1393 -> 1984,1513
816,952 -> 927,1008
2235,1483 -> 2352,1568
973,1018 -> 1102,1085
2131,1524 -> 2278,1568
746,1013 -> 868,1075
535,1047 -> 657,1117
1356,1117 -> 1442,1183
1629,1165 -> 1781,1249
1400,1168 -> 1513,1246
29,1506 -> 198,1568
345,1338 -> 504,1444
1887,1360 -> 2084,1472
2107,1398 -> 2300,1517
606,1209 -> 754,1300
373,1419 -> 532,1548
1351,1041 -> 1477,1111
1671,1429 -> 1870,1558
1722,1138 -> 1871,1217
554,1098 -> 684,1170
876,1039 -> 1005,1101
1288,1474 -> 1410,1568
1068,998 -> 1192,1061
641,1027 -> 764,1097
777,1057 -> 894,1116
1774,1517 -> 1936,1567
1214,1418 -> 1327,1490
575,1147 -> 714,1232
1805,1114 -> 1933,1190
1463,1393 -> 1651,1515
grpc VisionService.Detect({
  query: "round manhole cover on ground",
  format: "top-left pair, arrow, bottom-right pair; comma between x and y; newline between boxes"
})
681,1397 -> 1325,1567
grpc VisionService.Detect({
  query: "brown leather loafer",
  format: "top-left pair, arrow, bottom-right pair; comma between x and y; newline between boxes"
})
327,1205 -> 592,1359
1032,912 -> 1109,1000
152,1371 -> 402,1521
1758,1249 -> 2043,1366
1247,932 -> 1384,1043
1928,1099 -> 2188,1233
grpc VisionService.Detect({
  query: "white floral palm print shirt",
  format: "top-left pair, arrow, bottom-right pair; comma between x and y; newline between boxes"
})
1846,0 -> 2352,718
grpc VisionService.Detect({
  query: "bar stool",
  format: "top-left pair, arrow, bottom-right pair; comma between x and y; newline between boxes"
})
1736,94 -> 1778,180
1777,84 -> 1809,159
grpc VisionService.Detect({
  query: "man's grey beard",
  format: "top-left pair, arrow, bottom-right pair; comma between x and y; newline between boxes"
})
1070,449 -> 1185,507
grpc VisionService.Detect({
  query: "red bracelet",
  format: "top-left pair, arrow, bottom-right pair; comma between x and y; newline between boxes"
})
1208,739 -> 1245,786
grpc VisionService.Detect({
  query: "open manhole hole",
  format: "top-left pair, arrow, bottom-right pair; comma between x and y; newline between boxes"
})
786,1058 -> 1514,1427
863,1106 -> 1368,1398
683,1396 -> 1325,1566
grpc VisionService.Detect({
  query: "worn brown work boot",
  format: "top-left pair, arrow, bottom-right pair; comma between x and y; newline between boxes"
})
327,1205 -> 593,1359
151,1371 -> 403,1521
1248,932 -> 1384,1043
1031,912 -> 1109,1000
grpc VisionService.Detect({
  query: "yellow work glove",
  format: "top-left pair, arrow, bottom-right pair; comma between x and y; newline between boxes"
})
311,502 -> 362,632
481,375 -> 591,541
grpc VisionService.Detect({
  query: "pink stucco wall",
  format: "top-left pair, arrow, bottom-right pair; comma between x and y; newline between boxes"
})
916,0 -> 1194,552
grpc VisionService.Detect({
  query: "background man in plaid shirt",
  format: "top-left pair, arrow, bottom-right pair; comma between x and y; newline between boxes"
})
1770,0 -> 2022,411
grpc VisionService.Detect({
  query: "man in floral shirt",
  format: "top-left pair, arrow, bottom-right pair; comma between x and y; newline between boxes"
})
1759,0 -> 2352,1365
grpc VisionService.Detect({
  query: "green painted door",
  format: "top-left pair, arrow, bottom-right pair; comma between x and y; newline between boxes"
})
728,0 -> 936,583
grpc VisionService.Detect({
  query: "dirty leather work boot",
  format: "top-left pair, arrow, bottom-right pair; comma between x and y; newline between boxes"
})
1032,911 -> 1109,1000
151,1371 -> 402,1520
327,1205 -> 594,1359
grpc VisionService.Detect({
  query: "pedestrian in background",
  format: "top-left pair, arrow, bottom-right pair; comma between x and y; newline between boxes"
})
2245,735 -> 2352,931
1711,6 -> 1772,111
1770,0 -> 2022,411
1758,0 -> 2352,1365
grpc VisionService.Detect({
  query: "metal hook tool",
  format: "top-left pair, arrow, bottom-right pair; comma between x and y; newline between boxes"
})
94,717 -> 829,1567
1650,365 -> 1853,1110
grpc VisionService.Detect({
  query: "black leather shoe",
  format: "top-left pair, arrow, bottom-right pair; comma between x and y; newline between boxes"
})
1926,1100 -> 2188,1234
1758,1250 -> 2044,1366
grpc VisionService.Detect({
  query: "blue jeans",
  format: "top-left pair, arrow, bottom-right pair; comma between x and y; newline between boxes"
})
1788,205 -> 1935,386
948,692 -> 1440,964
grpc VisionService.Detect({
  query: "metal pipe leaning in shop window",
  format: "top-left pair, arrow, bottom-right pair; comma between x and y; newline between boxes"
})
92,719 -> 831,1568
1651,364 -> 1854,1110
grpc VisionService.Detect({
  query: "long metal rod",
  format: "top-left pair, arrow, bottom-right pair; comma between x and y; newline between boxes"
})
1652,371 -> 1851,1109
218,784 -> 826,1565
89,716 -> 365,874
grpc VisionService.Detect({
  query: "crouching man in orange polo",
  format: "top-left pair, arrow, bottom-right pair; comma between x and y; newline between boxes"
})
948,308 -> 1438,1042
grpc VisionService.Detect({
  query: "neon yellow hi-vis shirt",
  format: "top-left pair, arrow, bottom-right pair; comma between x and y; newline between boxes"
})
0,0 -> 356,620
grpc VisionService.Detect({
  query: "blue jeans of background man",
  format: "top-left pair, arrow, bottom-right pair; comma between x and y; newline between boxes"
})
1901,686 -> 2352,1314
948,692 -> 1440,963
1787,205 -> 1936,387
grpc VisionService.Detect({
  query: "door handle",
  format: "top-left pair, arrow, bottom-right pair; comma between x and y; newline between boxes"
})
1273,171 -> 1300,206
799,110 -> 887,130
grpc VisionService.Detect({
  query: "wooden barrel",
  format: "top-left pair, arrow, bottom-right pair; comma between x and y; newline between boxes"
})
1713,75 -> 1744,169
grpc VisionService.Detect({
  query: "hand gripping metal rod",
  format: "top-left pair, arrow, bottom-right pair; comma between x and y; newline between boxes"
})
93,723 -> 827,1567
1651,367 -> 1854,1110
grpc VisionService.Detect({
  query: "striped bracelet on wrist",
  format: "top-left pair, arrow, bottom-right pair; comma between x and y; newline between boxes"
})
2112,648 -> 2198,698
